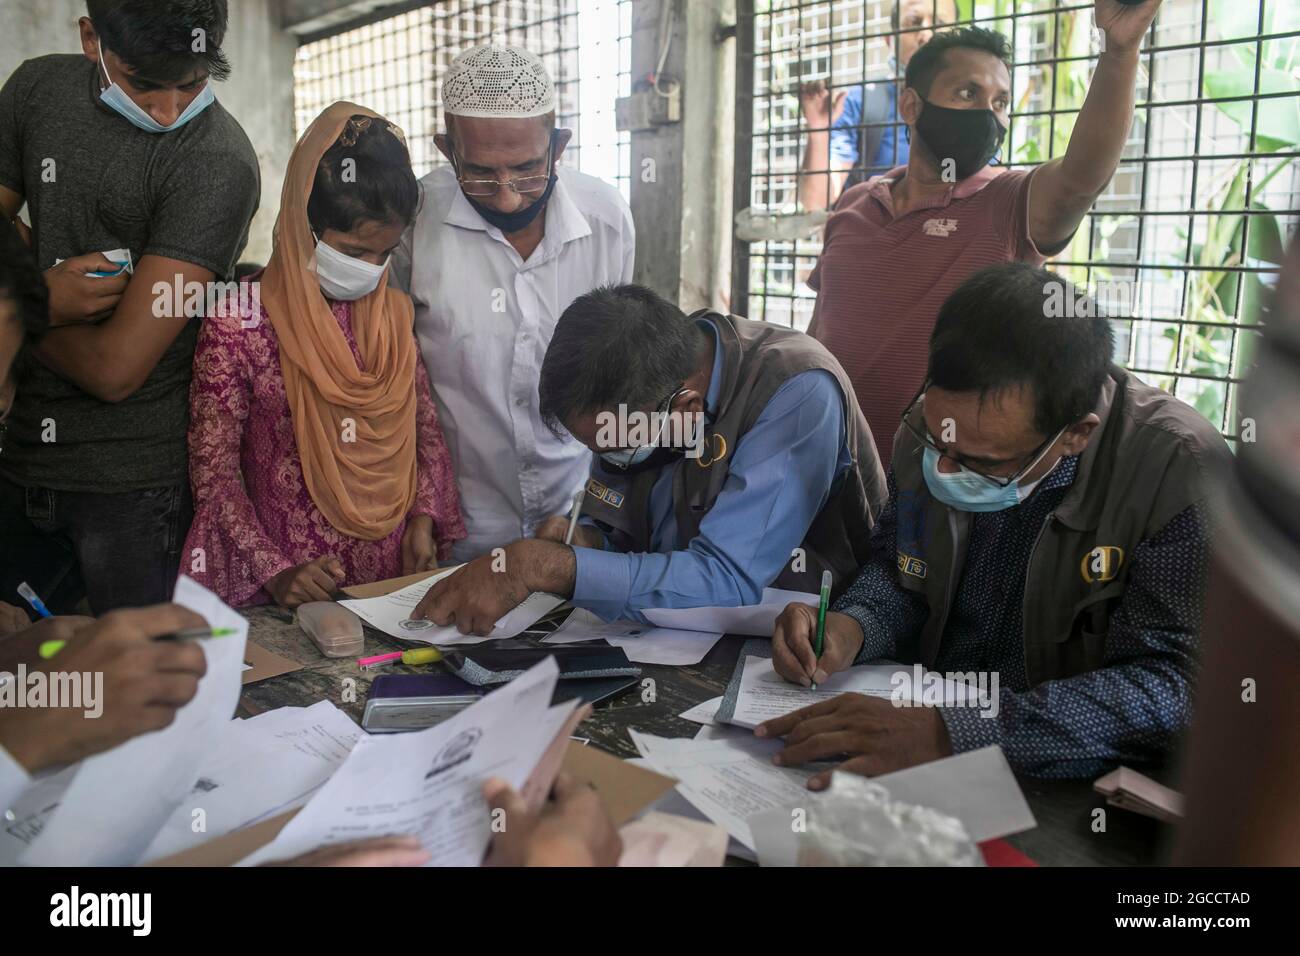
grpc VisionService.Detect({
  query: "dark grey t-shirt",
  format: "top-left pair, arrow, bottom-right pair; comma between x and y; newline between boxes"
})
0,54 -> 260,492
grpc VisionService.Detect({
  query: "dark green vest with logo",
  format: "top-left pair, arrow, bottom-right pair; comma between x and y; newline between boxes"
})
580,310 -> 888,597
890,365 -> 1230,686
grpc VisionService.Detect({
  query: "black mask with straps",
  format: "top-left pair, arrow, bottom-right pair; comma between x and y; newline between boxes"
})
453,130 -> 559,234
913,100 -> 1005,180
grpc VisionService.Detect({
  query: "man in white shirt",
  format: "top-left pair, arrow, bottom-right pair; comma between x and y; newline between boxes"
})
394,45 -> 635,561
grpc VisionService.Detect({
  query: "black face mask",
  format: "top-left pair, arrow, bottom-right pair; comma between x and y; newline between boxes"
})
913,100 -> 1005,181
454,130 -> 559,234
464,173 -> 556,233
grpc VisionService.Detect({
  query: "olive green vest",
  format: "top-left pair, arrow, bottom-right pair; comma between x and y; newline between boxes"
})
581,311 -> 887,597
890,365 -> 1231,685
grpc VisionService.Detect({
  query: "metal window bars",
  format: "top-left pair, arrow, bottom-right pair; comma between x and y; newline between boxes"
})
293,1 -> 632,198
732,0 -> 1300,443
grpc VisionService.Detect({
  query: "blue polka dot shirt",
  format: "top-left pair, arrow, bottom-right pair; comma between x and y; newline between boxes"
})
835,457 -> 1209,778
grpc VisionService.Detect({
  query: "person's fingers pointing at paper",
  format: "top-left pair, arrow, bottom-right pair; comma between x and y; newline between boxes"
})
413,539 -> 578,636
414,551 -> 528,635
771,602 -> 864,687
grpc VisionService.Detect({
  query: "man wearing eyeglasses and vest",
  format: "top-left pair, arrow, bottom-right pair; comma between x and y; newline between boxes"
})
393,45 -> 635,563
412,283 -> 887,634
758,263 -> 1231,784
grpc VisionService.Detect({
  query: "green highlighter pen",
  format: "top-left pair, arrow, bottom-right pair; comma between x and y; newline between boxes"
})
38,626 -> 239,660
811,569 -> 832,690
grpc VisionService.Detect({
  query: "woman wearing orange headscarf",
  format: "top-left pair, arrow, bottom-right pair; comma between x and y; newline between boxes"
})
184,103 -> 464,606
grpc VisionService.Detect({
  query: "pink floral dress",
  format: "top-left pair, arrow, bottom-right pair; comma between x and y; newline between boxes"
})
183,275 -> 465,606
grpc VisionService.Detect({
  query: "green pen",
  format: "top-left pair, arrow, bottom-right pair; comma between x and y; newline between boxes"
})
811,569 -> 832,690
38,626 -> 239,660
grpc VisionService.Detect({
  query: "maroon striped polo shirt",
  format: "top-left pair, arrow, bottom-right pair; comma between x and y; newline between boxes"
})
808,164 -> 1046,469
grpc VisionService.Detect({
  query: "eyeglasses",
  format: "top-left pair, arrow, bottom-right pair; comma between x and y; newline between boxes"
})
901,386 -> 1065,489
451,132 -> 555,199
599,384 -> 687,458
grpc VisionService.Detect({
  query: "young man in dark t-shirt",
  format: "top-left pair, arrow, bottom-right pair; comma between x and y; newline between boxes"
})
0,1 -> 260,614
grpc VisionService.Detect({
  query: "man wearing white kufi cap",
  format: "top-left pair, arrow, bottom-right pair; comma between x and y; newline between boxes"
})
394,44 -> 635,561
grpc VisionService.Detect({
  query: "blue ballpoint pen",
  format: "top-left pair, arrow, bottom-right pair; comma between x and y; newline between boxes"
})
17,581 -> 52,619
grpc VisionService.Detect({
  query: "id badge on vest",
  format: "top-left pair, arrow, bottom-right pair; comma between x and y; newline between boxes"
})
893,488 -> 931,593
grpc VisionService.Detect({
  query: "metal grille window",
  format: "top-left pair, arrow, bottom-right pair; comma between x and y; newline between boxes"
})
733,0 -> 1300,441
293,1 -> 631,196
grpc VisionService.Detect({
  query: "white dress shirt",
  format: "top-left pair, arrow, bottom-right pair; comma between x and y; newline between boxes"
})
395,166 -> 635,561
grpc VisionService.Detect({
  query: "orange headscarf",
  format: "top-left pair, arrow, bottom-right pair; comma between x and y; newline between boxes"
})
260,102 -> 418,541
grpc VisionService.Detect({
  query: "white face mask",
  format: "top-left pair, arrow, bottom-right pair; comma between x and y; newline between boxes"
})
312,238 -> 389,301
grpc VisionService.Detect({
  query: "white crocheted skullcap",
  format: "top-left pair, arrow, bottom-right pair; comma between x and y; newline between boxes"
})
442,44 -> 556,119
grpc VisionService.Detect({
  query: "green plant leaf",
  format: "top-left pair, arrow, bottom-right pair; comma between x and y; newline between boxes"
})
1245,200 -> 1287,265
1204,69 -> 1300,149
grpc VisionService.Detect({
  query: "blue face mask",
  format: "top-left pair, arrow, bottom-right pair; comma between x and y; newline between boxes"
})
921,444 -> 1061,513
98,43 -> 214,133
597,387 -> 689,471
600,443 -> 657,470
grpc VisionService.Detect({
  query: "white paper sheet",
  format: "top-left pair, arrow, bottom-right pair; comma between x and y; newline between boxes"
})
629,730 -> 815,851
678,696 -> 723,725
139,701 -> 363,862
240,658 -> 572,867
21,576 -> 248,866
727,656 -> 981,729
541,608 -> 724,665
747,746 -> 1036,866
545,608 -> 649,642
641,587 -> 818,637
339,569 -> 564,645
0,764 -> 77,864
867,746 -> 1035,842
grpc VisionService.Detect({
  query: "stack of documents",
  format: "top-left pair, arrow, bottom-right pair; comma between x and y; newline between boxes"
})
238,657 -> 582,866
746,747 -> 1037,866
630,727 -> 1035,865
139,701 -> 363,862
630,728 -> 814,853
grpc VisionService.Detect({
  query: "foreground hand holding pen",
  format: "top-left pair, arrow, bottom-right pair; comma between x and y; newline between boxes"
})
0,604 -> 210,774
770,600 -> 864,687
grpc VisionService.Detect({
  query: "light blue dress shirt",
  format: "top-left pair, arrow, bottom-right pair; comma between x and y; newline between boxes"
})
571,322 -> 851,622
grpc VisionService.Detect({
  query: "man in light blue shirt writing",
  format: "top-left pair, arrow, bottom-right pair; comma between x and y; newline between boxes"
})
415,284 -> 886,634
